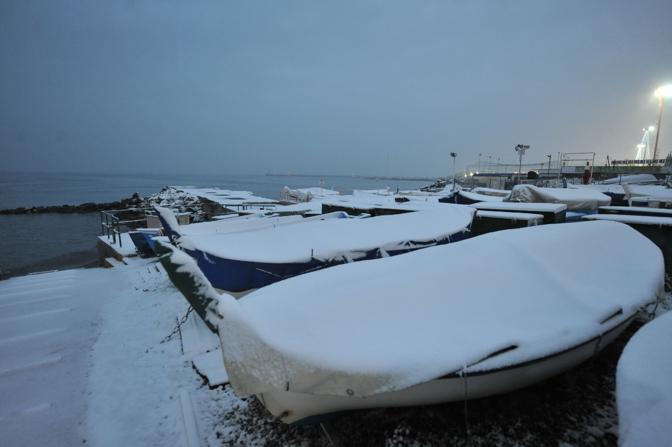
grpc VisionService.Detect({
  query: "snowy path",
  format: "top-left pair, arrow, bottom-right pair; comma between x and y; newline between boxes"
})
0,268 -> 120,446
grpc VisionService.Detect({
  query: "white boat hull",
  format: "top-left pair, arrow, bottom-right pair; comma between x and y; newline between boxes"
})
259,315 -> 633,424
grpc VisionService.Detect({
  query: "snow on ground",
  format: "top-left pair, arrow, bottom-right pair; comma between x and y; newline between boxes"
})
98,233 -> 137,257
0,268 -> 120,446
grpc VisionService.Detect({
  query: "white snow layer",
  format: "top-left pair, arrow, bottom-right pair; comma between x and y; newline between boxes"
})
475,210 -> 543,222
154,205 -> 304,237
0,268 -> 120,446
469,201 -> 567,213
506,185 -> 611,211
168,221 -> 664,399
617,310 -> 672,447
599,206 -> 672,216
179,206 -> 475,264
582,214 -> 672,227
459,190 -> 505,202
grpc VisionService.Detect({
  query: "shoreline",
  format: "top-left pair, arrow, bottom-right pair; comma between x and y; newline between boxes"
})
0,247 -> 100,280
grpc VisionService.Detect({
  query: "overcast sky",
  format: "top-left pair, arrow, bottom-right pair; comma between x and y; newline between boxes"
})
1,0 -> 671,176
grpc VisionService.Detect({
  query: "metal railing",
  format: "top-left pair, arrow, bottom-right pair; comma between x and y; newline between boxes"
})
100,209 -> 150,247
100,210 -> 122,246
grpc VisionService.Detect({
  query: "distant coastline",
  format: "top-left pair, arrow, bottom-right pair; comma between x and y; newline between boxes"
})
265,172 -> 438,182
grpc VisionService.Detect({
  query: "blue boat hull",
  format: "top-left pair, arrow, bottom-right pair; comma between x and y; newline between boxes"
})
184,229 -> 471,292
129,231 -> 156,256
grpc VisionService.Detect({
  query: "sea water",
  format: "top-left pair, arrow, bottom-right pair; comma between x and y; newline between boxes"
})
0,172 -> 431,276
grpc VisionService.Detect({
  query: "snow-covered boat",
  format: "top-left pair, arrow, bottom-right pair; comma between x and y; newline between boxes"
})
154,206 -> 305,243
582,214 -> 672,273
505,185 -> 611,211
598,205 -> 672,219
470,210 -> 543,236
469,201 -> 567,224
455,190 -> 505,205
157,220 -> 664,424
280,186 -> 340,203
617,310 -> 672,447
170,206 -> 474,293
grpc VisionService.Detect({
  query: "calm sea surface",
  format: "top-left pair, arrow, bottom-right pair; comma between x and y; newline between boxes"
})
0,172 -> 431,276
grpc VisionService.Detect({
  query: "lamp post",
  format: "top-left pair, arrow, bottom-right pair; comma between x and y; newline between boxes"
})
478,153 -> 482,173
653,84 -> 672,164
546,154 -> 552,177
450,152 -> 457,191
514,144 -> 530,185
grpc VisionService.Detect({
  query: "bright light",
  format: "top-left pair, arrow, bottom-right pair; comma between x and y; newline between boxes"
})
637,143 -> 646,149
648,125 -> 656,132
654,84 -> 672,99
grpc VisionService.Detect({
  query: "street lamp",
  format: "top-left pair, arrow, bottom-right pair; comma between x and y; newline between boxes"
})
546,154 -> 552,177
514,144 -> 530,185
450,152 -> 457,191
652,84 -> 672,163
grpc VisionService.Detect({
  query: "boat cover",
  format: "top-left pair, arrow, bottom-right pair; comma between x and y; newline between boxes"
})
459,190 -> 505,202
617,310 -> 672,447
178,206 -> 475,264
167,220 -> 664,398
505,185 -> 611,210
280,186 -> 340,203
582,214 -> 672,226
154,206 -> 304,239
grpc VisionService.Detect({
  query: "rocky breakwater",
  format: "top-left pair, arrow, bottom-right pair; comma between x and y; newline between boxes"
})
0,193 -> 146,214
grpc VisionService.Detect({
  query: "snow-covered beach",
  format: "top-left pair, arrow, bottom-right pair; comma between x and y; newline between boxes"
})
2,255 -> 669,446
2,180 -> 672,445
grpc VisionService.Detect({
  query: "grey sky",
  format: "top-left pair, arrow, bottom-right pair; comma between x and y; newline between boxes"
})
1,0 -> 671,176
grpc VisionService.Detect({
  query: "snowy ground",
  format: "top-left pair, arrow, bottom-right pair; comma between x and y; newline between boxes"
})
1,260 -> 670,446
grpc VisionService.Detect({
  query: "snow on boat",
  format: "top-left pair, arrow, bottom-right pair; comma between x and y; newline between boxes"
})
598,206 -> 672,219
469,201 -> 567,224
174,206 -> 474,293
280,186 -> 340,203
602,173 -> 658,185
470,210 -> 543,236
455,190 -> 505,205
471,187 -> 511,197
157,220 -> 664,424
582,214 -> 672,274
154,206 -> 304,242
505,185 -> 611,211
617,310 -> 672,447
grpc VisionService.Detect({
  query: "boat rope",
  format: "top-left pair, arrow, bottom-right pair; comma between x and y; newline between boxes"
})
319,423 -> 336,446
460,365 -> 471,437
593,333 -> 603,356
160,306 -> 194,345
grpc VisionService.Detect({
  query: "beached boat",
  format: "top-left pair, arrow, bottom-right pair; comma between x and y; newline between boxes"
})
157,220 -> 663,424
455,190 -> 505,205
505,185 -> 611,211
598,205 -> 672,218
169,206 -> 474,293
469,201 -> 567,224
470,210 -> 543,236
582,214 -> 672,274
154,206 -> 305,242
280,186 -> 340,203
128,229 -> 159,256
617,310 -> 672,447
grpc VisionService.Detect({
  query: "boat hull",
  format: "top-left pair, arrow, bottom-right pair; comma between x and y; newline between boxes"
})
258,314 -> 634,424
185,229 -> 471,292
